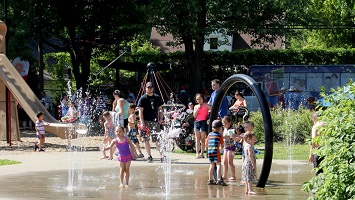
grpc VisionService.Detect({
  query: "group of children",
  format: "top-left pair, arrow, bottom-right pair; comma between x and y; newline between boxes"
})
34,101 -> 257,191
206,117 -> 257,195
100,104 -> 144,160
100,103 -> 144,188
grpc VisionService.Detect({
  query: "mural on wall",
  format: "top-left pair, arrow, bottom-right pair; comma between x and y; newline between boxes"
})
12,57 -> 29,80
248,65 -> 355,107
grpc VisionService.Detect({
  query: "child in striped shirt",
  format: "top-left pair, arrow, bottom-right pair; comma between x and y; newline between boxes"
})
34,111 -> 49,152
206,120 -> 227,186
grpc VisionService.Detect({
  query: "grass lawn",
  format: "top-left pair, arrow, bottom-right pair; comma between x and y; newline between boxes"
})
253,142 -> 309,160
0,159 -> 21,166
173,142 -> 309,160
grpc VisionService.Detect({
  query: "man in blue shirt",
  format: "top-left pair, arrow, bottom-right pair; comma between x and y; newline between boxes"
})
208,79 -> 229,118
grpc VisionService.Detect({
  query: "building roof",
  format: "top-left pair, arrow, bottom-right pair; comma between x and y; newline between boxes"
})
150,27 -> 284,52
150,27 -> 185,53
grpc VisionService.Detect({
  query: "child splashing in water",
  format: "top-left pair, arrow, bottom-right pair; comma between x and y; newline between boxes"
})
104,125 -> 135,188
241,133 -> 257,195
222,116 -> 241,181
101,111 -> 116,160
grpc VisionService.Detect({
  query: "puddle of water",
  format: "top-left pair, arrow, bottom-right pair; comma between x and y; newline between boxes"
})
0,163 -> 312,200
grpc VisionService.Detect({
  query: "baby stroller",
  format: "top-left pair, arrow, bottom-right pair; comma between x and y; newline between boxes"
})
229,106 -> 249,124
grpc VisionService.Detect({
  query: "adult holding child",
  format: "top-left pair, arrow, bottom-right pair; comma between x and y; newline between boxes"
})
194,93 -> 212,158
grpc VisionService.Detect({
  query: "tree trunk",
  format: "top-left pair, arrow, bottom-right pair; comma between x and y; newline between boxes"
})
184,38 -> 200,96
195,0 -> 206,93
66,27 -> 92,92
38,34 -> 44,92
186,0 -> 206,96
70,47 -> 91,92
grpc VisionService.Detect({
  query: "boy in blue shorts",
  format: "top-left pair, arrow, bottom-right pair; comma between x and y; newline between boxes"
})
206,120 -> 227,186
128,103 -> 144,158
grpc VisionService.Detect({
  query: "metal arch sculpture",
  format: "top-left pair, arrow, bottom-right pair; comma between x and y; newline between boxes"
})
209,74 -> 273,188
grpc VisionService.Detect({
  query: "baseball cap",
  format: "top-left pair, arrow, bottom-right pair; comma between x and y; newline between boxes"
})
146,82 -> 153,88
212,120 -> 223,128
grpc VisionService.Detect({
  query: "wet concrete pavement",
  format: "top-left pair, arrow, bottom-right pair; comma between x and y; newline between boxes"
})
0,150 -> 313,200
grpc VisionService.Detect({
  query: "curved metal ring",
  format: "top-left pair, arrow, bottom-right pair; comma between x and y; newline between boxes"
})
209,74 -> 273,188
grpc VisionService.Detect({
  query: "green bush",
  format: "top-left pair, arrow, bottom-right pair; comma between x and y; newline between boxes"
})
250,106 -> 313,144
302,81 -> 355,199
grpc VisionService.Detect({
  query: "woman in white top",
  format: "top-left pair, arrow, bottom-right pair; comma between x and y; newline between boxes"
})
112,90 -> 129,132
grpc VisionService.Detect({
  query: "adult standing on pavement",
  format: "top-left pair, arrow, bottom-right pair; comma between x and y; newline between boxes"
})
207,79 -> 228,181
194,93 -> 212,159
137,82 -> 164,162
208,79 -> 229,119
112,90 -> 130,133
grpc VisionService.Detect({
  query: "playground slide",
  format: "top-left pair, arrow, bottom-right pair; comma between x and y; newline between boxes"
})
0,54 -> 86,139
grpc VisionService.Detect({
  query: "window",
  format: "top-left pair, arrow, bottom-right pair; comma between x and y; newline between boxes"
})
210,38 -> 218,50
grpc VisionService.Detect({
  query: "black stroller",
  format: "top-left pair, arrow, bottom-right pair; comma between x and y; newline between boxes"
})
229,106 -> 249,124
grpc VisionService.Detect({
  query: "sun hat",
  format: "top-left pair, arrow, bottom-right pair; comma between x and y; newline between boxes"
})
289,86 -> 296,92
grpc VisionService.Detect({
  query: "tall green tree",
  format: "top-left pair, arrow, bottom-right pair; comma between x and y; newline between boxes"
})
288,0 -> 354,49
5,0 -> 150,90
41,0 -> 150,90
148,0 -> 306,94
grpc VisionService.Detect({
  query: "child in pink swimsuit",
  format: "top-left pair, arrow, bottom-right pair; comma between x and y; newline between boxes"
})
104,125 -> 135,187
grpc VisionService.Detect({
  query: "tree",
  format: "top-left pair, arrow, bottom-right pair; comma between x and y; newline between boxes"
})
5,0 -> 151,91
148,0 -> 306,94
287,0 -> 354,49
41,0 -> 151,90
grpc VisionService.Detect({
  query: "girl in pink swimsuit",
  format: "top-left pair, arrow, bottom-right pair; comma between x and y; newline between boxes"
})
104,125 -> 135,187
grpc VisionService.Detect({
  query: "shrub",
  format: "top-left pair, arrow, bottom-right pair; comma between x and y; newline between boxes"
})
250,106 -> 313,144
302,81 -> 355,199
